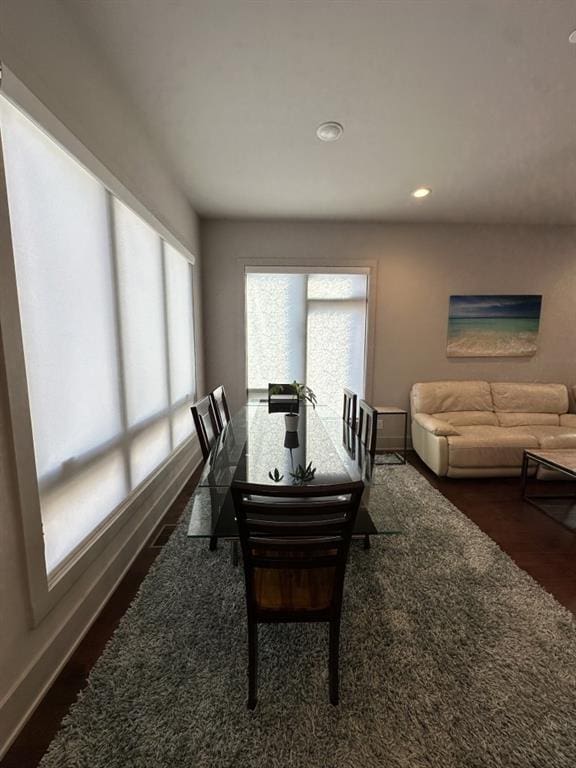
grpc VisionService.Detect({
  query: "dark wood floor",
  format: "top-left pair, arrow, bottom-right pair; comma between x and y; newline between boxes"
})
2,454 -> 575,767
413,454 -> 576,614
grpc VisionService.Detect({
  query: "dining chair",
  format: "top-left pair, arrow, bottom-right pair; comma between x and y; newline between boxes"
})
341,424 -> 372,551
268,383 -> 299,413
231,480 -> 364,709
343,388 -> 357,430
357,399 -> 378,457
210,384 -> 231,432
191,395 -> 220,461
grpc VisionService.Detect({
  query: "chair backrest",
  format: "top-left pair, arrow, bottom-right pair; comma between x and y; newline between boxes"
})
357,400 -> 377,456
343,388 -> 357,429
191,395 -> 219,460
342,421 -> 356,458
341,425 -> 373,482
231,481 -> 364,619
210,385 -> 231,432
268,383 -> 299,413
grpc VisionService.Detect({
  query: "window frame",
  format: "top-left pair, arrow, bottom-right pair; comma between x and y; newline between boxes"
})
0,65 -> 198,624
243,263 -> 376,407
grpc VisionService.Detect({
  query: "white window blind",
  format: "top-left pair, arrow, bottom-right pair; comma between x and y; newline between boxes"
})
245,271 -> 368,409
114,198 -> 169,426
0,96 -> 196,575
246,273 -> 306,389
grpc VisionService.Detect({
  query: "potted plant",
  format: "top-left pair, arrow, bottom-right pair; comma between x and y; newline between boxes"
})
281,381 -> 317,431
290,462 -> 317,485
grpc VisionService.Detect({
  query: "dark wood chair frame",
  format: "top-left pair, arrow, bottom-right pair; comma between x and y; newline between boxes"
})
231,480 -> 364,709
191,395 -> 220,461
210,384 -> 231,432
357,399 -> 378,457
343,388 -> 358,430
356,400 -> 378,551
191,395 -> 221,552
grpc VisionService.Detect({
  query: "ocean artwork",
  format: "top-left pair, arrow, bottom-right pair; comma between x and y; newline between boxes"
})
447,295 -> 542,357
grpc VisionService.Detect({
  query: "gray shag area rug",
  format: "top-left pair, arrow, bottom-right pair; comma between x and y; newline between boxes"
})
40,466 -> 576,768
374,453 -> 406,465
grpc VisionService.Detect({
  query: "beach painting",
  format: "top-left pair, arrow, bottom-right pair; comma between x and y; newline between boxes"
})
447,295 -> 542,357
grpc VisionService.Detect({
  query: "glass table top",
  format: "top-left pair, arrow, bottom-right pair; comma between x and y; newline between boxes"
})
187,404 -> 402,539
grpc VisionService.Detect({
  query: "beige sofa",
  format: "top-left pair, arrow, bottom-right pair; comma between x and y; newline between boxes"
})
411,381 -> 576,478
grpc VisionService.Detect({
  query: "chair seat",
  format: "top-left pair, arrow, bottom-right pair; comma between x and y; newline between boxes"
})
254,566 -> 336,612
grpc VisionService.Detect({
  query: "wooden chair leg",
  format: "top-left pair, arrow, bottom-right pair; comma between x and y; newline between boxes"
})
231,540 -> 239,566
247,621 -> 258,710
209,536 -> 218,551
363,534 -> 370,550
329,620 -> 340,705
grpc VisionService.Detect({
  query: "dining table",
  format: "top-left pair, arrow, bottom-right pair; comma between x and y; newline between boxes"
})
187,402 -> 402,550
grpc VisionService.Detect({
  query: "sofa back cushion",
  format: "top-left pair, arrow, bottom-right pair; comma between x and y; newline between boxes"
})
497,412 -> 560,427
411,381 -> 492,415
433,410 -> 499,426
490,382 -> 568,414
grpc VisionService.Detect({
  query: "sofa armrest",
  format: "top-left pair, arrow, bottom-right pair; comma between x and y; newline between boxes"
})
560,413 -> 576,428
413,412 -> 461,436
411,418 -> 450,476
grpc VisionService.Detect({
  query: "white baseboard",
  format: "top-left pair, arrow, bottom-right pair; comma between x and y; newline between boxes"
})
0,445 -> 202,759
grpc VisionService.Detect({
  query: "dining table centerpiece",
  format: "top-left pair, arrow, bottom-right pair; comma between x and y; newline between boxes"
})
277,381 -> 317,431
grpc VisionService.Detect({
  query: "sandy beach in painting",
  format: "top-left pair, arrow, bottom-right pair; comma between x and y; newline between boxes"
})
447,319 -> 539,357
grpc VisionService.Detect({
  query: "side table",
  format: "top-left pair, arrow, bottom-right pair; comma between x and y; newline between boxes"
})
373,406 -> 408,465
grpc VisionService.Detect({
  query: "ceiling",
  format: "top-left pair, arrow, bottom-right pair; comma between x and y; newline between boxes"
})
63,0 -> 576,223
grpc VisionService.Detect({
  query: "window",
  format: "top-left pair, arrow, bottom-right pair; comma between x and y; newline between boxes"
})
245,270 -> 368,408
0,96 -> 196,577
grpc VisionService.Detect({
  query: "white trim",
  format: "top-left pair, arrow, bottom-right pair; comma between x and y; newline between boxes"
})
242,262 -> 376,403
0,111 -> 47,626
0,444 -> 202,760
244,265 -> 369,275
0,70 -> 200,624
0,64 -> 195,265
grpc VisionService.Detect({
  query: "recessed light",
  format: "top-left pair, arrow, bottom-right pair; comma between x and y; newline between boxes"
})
570,30 -> 576,43
316,122 -> 343,142
411,187 -> 431,199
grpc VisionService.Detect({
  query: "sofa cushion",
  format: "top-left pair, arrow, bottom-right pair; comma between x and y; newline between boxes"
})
560,414 -> 576,428
497,412 -> 559,427
413,413 -> 460,436
507,425 -> 576,442
447,431 -> 539,468
411,381 -> 492,415
456,425 -> 512,437
432,410 -> 499,426
539,434 -> 576,450
491,382 -> 568,414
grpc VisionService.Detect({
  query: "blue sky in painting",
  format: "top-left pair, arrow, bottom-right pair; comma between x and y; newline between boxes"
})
449,295 -> 542,319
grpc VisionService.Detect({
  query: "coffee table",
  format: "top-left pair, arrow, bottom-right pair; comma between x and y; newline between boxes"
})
521,449 -> 576,531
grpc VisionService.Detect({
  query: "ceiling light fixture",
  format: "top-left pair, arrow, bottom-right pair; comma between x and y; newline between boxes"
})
316,121 -> 344,142
411,187 -> 431,199
569,30 -> 576,43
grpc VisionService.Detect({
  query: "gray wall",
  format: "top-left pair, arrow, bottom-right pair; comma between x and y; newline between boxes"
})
201,219 -> 576,437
